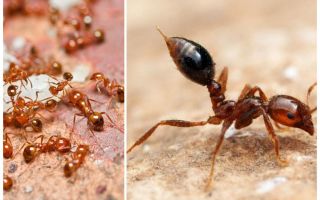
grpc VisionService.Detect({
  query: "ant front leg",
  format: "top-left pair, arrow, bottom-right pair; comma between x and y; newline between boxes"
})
205,120 -> 232,191
127,116 -> 222,153
260,108 -> 288,166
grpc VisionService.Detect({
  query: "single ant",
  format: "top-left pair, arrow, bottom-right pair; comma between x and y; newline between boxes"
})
67,89 -> 116,132
3,175 -> 13,191
22,135 -> 71,163
90,72 -> 125,103
4,133 -> 13,159
127,28 -> 316,191
49,72 -> 74,97
64,144 -> 89,177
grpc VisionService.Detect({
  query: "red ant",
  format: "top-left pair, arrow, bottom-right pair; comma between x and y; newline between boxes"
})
90,72 -> 125,103
22,135 -> 71,163
49,72 -> 74,97
3,175 -> 13,191
67,89 -> 116,132
127,28 -> 316,191
64,144 -> 89,177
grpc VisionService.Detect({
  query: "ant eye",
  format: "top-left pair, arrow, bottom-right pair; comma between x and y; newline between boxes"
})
287,112 -> 295,119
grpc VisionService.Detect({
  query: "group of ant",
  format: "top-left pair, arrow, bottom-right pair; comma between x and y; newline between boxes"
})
5,0 -> 105,54
3,47 -> 124,191
4,0 -> 123,192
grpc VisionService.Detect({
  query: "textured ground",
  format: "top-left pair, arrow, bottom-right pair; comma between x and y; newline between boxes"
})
127,0 -> 316,200
4,0 -> 124,199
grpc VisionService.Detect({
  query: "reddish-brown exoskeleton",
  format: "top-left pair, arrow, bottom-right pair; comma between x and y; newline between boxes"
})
63,144 -> 89,177
22,135 -> 71,163
49,72 -> 74,97
90,72 -> 125,103
4,133 -> 13,159
3,175 -> 13,191
127,28 -> 316,191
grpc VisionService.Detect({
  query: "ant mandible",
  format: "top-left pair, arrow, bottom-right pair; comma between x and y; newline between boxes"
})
127,28 -> 316,191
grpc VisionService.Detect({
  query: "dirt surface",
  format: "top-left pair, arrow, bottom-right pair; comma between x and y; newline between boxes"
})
4,0 -> 124,199
127,0 -> 316,200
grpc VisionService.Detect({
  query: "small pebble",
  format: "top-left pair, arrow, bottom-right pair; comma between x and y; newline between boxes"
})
283,66 -> 298,80
143,145 -> 150,152
8,163 -> 18,173
24,186 -> 33,193
96,185 -> 107,194
94,159 -> 103,166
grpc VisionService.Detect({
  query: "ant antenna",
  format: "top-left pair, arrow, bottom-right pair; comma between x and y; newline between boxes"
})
306,82 -> 317,113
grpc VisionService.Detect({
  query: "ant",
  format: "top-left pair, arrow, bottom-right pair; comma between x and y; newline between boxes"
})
49,72 -> 73,97
64,144 -> 89,177
3,175 -> 13,191
127,28 -> 317,191
22,135 -> 71,163
67,89 -> 116,132
90,72 -> 125,103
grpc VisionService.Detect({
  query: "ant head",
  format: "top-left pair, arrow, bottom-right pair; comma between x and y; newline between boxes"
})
23,145 -> 37,163
268,95 -> 314,135
93,29 -> 105,43
90,72 -> 104,81
50,61 -> 62,75
7,85 -> 18,97
64,161 -> 76,177
45,99 -> 58,111
30,118 -> 43,132
88,112 -> 104,131
157,27 -> 215,86
63,72 -> 73,81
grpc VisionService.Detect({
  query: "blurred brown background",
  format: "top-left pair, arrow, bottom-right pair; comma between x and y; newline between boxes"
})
127,0 -> 316,200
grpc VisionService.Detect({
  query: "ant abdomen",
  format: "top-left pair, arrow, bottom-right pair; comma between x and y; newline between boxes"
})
158,28 -> 215,86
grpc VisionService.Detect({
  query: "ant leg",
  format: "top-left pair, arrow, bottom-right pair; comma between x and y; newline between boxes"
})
238,84 -> 252,101
205,120 -> 232,191
13,140 -> 32,159
260,108 -> 288,166
95,80 -> 103,93
27,77 -> 33,88
88,129 -> 105,153
71,113 -> 86,133
217,67 -> 228,93
127,116 -> 222,153
247,86 -> 268,101
88,98 -> 104,105
306,82 -> 316,111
